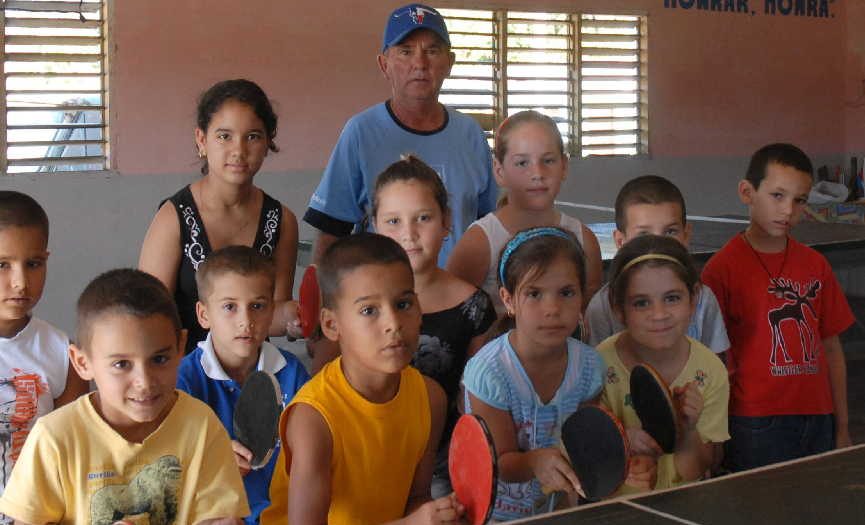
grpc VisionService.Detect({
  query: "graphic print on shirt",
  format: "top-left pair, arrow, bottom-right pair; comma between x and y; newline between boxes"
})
90,455 -> 182,525
0,371 -> 48,486
766,278 -> 822,375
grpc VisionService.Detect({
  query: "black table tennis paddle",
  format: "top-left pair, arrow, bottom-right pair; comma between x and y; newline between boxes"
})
233,370 -> 283,469
630,363 -> 678,454
560,404 -> 631,501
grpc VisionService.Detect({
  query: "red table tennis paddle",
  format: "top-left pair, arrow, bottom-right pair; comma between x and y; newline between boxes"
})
297,265 -> 320,339
630,363 -> 678,454
560,404 -> 630,501
449,414 -> 497,525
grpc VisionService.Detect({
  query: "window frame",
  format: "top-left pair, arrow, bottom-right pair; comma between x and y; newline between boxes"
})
439,6 -> 648,158
1,0 -> 109,174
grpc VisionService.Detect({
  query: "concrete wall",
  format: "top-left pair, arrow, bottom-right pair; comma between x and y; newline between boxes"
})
1,0 -> 856,334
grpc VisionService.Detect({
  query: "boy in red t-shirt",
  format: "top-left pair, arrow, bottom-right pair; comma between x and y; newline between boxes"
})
702,143 -> 854,472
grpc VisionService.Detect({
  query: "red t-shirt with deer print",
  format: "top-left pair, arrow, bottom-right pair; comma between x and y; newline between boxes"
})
702,233 -> 854,417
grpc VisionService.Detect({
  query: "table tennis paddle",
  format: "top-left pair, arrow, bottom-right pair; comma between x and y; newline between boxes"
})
449,414 -> 497,525
559,404 -> 630,502
233,370 -> 283,469
297,264 -> 320,339
630,363 -> 677,454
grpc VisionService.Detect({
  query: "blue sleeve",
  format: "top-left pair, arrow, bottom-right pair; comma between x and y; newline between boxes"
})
462,349 -> 509,411
307,118 -> 366,224
176,356 -> 197,396
581,346 -> 605,401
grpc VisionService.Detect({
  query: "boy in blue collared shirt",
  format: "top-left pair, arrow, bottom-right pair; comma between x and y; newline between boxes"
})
177,246 -> 310,524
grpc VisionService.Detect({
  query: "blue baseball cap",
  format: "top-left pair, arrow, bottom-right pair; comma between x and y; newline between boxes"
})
382,4 -> 451,52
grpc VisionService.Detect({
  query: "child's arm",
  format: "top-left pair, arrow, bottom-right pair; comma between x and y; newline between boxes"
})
285,403 -> 333,525
445,226 -> 490,289
580,225 -> 603,311
824,335 -> 850,448
269,205 -> 300,338
672,382 -> 716,481
468,393 -> 580,493
138,202 -> 183,294
52,359 -> 89,408
386,378 -> 465,525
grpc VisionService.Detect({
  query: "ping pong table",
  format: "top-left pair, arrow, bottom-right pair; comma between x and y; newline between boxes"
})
510,444 -> 865,525
556,201 -> 865,263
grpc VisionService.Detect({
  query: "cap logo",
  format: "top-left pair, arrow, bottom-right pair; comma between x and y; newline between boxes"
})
395,6 -> 437,25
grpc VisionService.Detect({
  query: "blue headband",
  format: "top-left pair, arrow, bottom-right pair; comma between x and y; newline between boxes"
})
498,227 -> 573,284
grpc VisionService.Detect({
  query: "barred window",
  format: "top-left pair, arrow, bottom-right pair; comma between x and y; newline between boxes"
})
2,0 -> 107,173
439,8 -> 647,157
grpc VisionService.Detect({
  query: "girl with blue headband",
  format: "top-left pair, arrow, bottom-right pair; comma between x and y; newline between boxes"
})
462,227 -> 641,520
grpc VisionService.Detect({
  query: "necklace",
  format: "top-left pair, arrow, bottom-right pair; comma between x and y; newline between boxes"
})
742,231 -> 789,282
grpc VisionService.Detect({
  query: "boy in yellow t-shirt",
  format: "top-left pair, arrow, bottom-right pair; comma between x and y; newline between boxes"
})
262,233 -> 464,525
0,269 -> 249,525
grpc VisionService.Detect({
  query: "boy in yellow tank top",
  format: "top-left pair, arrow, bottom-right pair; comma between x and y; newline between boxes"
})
262,233 -> 465,525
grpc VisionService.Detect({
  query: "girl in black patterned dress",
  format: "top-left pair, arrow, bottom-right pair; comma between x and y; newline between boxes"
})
139,79 -> 300,353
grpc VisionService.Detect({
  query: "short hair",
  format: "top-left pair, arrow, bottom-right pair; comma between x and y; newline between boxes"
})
614,175 -> 687,232
195,245 -> 276,300
494,110 -> 564,163
0,191 -> 49,242
745,143 -> 814,189
371,154 -> 450,222
77,269 -> 181,348
318,233 -> 412,309
607,235 -> 699,315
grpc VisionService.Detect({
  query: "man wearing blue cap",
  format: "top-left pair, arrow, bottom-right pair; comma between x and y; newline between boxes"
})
303,3 -> 497,269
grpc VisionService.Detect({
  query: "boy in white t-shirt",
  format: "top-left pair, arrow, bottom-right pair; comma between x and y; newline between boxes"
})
0,192 -> 89,518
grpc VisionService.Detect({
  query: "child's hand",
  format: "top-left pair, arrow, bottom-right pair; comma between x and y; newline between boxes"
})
530,447 -> 584,498
624,454 -> 657,491
283,300 -> 303,340
406,492 -> 466,525
626,428 -> 663,458
231,440 -> 253,477
673,381 -> 703,430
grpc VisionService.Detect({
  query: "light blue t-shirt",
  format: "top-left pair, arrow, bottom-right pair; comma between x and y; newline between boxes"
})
463,332 -> 604,521
306,101 -> 497,267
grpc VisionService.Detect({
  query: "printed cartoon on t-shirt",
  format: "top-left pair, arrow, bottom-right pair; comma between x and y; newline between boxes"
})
89,456 -> 182,525
0,371 -> 48,485
765,277 -> 822,376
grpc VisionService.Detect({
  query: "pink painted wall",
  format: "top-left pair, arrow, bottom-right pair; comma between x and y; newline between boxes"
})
844,0 -> 865,154
110,0 -> 849,174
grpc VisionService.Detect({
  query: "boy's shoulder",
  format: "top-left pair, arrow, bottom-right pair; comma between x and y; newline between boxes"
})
786,236 -> 832,269
703,233 -> 746,270
0,316 -> 68,348
32,392 -> 91,433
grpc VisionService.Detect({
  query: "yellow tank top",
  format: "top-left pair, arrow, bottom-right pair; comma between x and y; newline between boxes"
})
262,358 -> 431,525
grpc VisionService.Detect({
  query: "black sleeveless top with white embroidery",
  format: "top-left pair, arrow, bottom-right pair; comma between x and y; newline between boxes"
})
166,185 -> 282,353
